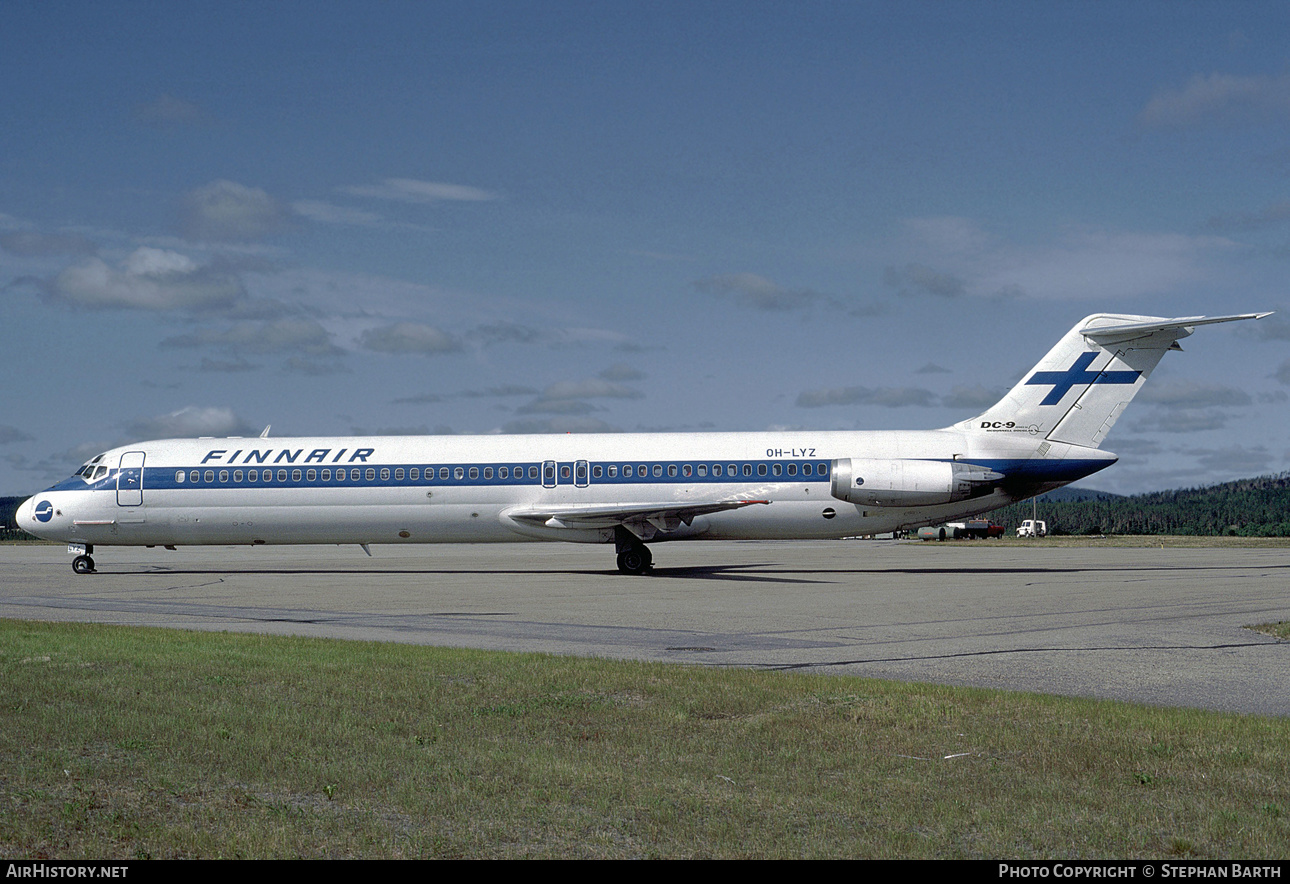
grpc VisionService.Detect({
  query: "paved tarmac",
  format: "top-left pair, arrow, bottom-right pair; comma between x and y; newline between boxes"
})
2,540 -> 1287,716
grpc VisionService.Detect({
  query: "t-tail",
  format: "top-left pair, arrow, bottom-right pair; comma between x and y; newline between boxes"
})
959,312 -> 1271,449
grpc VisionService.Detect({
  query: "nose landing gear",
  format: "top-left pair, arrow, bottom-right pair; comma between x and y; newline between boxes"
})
71,544 -> 96,574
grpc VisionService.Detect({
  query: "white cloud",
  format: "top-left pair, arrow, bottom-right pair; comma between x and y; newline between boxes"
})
125,406 -> 257,440
694,273 -> 826,311
1137,382 -> 1252,408
1140,72 -> 1290,129
162,318 -> 340,355
291,200 -> 383,226
182,180 -> 288,242
340,178 -> 500,204
796,385 -> 937,408
890,218 -> 1241,301
0,231 -> 97,256
358,322 -> 461,356
135,94 -> 206,127
538,379 -> 643,400
46,247 -> 244,311
882,263 -> 965,298
499,416 -> 620,434
0,425 -> 34,444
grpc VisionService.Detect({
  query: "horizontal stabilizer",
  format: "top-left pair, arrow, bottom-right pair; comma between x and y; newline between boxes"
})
1080,312 -> 1271,345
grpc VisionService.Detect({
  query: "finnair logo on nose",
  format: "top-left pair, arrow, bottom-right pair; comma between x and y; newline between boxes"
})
1025,353 -> 1140,406
34,500 -> 53,522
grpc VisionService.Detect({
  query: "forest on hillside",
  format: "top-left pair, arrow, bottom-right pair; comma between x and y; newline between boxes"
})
991,473 -> 1290,537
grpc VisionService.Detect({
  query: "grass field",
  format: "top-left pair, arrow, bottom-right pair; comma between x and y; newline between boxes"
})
2,619 -> 1287,859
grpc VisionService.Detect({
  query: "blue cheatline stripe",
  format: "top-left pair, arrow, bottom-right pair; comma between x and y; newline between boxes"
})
119,459 -> 836,491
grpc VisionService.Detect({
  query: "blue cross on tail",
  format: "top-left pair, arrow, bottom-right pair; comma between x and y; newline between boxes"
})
1025,352 -> 1141,406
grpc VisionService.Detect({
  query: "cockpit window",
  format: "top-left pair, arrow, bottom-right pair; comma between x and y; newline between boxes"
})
78,454 -> 109,482
92,466 -> 109,481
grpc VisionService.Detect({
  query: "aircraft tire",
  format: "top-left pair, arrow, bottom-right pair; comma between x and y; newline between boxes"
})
617,546 -> 652,575
72,555 -> 95,575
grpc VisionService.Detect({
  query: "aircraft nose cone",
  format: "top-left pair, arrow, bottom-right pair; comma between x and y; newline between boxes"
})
16,496 -> 53,535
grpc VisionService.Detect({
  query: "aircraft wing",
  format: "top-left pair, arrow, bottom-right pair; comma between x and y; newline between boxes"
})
505,498 -> 770,536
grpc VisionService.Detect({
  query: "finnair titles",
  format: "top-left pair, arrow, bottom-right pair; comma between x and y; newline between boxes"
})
18,312 -> 1269,574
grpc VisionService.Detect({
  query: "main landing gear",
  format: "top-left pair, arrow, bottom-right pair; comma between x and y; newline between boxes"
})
614,526 -> 653,575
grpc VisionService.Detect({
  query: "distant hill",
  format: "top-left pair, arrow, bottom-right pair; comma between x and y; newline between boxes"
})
1030,487 -> 1124,503
994,473 -> 1290,536
0,496 -> 23,529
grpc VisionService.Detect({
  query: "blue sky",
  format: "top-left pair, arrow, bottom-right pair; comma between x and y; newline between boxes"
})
3,0 -> 1290,497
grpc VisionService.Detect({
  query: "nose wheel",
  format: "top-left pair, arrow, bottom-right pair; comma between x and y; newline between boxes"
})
72,554 -> 96,574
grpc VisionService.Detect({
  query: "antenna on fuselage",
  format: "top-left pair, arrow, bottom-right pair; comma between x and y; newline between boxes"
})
260,425 -> 271,438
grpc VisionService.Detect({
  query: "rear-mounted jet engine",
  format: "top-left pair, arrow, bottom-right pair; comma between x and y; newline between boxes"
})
830,457 -> 1003,507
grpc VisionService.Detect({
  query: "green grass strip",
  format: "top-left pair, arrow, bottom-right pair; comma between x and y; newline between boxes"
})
1,619 -> 1286,858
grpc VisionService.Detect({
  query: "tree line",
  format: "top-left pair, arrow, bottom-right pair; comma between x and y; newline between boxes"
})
992,473 -> 1290,537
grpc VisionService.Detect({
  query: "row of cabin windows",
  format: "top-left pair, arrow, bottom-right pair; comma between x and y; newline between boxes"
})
176,466 -> 540,484
173,461 -> 829,485
591,462 -> 824,479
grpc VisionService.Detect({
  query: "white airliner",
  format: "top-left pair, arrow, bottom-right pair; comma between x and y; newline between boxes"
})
17,312 -> 1269,574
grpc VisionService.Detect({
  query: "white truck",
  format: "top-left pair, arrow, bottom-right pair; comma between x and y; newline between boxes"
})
1016,519 -> 1048,538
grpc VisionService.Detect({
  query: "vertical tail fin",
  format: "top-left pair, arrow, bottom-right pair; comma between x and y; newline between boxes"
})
959,313 -> 1269,449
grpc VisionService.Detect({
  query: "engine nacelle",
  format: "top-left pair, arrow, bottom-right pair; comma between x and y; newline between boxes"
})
830,457 -> 1003,507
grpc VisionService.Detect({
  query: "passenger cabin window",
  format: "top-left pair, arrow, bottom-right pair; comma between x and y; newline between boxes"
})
176,470 -> 185,483
366,468 -> 376,481
381,468 -> 391,480
205,470 -> 215,482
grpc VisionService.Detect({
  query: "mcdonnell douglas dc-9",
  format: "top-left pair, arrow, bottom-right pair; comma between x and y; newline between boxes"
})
17,312 -> 1268,574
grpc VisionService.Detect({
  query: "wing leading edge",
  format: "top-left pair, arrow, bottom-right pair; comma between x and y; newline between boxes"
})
505,498 -> 771,540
